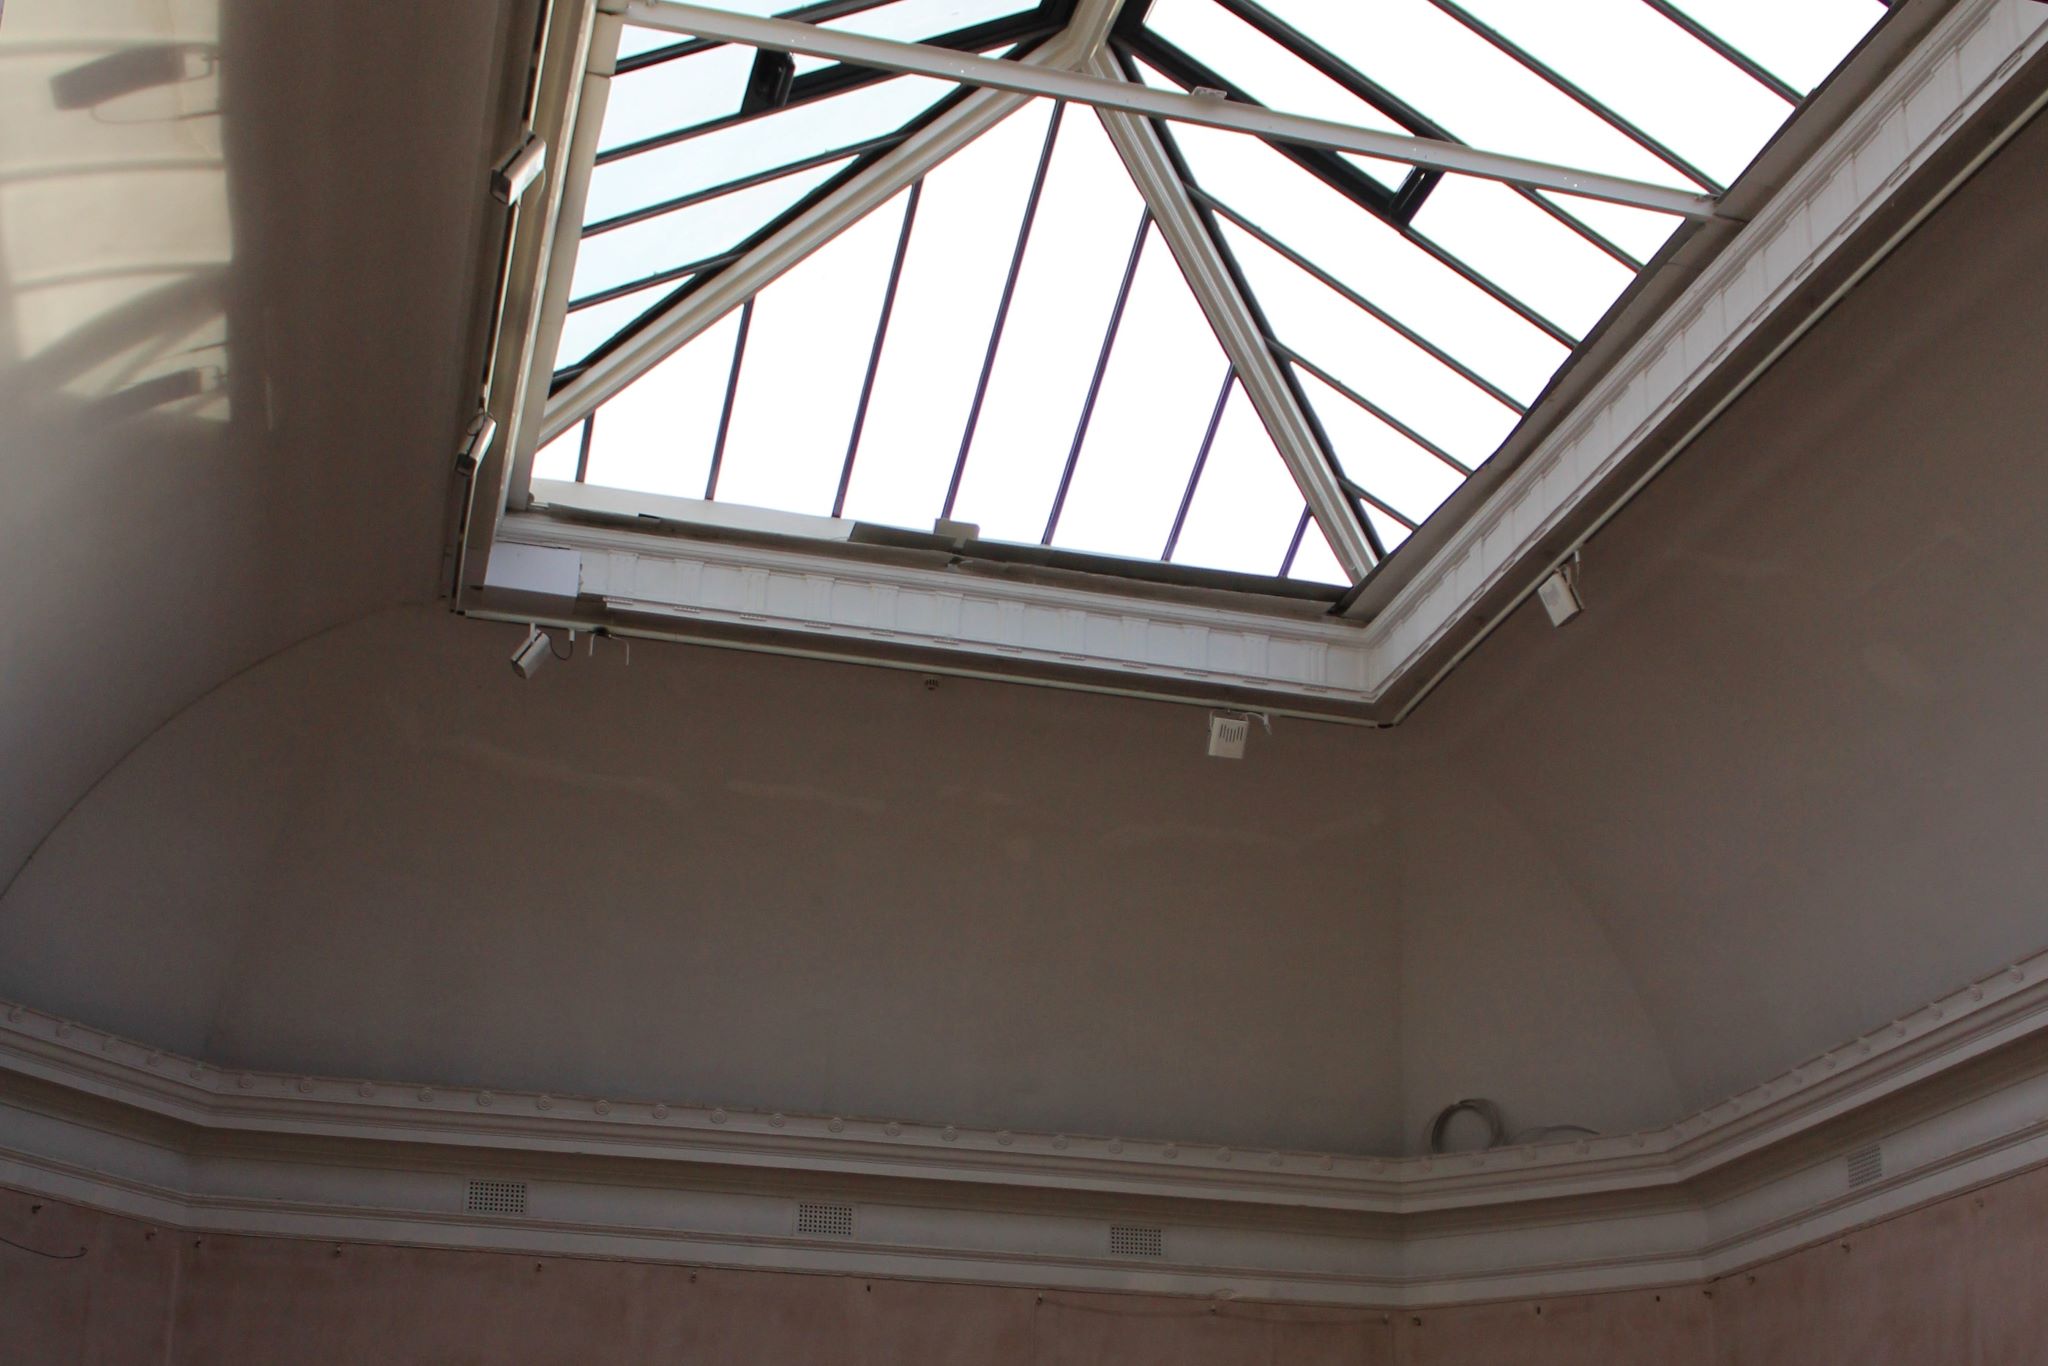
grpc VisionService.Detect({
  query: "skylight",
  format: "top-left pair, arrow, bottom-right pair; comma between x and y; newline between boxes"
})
531,0 -> 1888,592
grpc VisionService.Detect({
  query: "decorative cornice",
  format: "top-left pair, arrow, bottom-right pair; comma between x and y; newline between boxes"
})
4,946 -> 2044,1217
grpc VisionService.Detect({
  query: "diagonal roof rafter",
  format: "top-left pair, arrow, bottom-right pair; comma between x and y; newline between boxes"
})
1088,45 -> 1380,579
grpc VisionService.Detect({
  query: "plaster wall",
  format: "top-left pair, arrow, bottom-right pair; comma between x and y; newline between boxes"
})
7,1157 -> 2047,1363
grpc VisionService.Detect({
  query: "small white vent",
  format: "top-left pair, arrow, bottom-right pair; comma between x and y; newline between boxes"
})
465,1179 -> 527,1215
1109,1224 -> 1165,1259
795,1201 -> 856,1239
1846,1143 -> 1884,1189
1207,713 -> 1250,759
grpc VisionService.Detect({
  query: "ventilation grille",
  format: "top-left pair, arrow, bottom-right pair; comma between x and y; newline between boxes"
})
1846,1143 -> 1884,1190
465,1179 -> 528,1215
1109,1224 -> 1165,1259
795,1201 -> 856,1239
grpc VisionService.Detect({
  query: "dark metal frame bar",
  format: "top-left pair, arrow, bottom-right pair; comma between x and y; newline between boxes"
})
943,98 -> 1065,518
1163,368 -> 1236,562
1272,339 -> 1470,480
1278,506 -> 1311,577
1172,0 -> 1649,271
833,179 -> 924,517
1118,31 -> 1437,225
1041,209 -> 1152,545
1113,33 -> 1578,348
1637,0 -> 1802,105
1512,186 -> 1647,270
582,132 -> 905,238
573,412 -> 595,482
1192,186 -> 1525,414
598,4 -> 1071,166
703,298 -> 755,499
1427,0 -> 1726,194
568,246 -> 746,313
555,43 -> 1023,390
1112,42 -> 1386,565
616,0 -> 900,72
1398,220 -> 1578,346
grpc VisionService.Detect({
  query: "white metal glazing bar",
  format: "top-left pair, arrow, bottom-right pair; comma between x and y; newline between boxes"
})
620,0 -> 1723,218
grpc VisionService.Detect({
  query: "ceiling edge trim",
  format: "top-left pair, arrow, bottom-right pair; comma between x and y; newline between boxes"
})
492,510 -> 1378,713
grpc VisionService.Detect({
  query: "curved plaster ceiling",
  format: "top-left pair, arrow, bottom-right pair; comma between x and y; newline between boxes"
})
4,0 -> 2048,1157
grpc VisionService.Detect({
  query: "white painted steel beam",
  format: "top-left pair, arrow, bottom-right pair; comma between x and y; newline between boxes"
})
621,0 -> 1721,218
544,0 -> 1127,439
1089,52 -> 1374,583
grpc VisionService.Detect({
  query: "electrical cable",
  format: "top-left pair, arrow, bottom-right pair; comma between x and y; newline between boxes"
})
0,1232 -> 86,1260
1428,1098 -> 1507,1152
1429,1099 -> 1600,1152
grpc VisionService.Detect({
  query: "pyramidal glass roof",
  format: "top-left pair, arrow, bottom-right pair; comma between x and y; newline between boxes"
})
535,0 -> 1889,591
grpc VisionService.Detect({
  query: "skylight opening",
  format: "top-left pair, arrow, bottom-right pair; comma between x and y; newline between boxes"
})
534,0 -> 1891,595
835,100 -> 1059,527
945,107 -> 1149,546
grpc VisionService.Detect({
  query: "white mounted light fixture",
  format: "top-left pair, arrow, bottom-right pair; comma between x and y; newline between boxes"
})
491,132 -> 547,205
510,626 -> 553,678
1537,558 -> 1584,627
456,411 -> 497,474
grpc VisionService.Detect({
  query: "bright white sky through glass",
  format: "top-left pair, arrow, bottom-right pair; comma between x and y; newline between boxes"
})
548,0 -> 1889,589
837,101 -> 1055,528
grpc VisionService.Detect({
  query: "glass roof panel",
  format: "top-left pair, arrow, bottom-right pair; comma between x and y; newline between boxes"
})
1219,0 -> 1702,190
1051,223 -> 1233,560
1144,0 -> 1415,191
1532,190 -> 1682,265
837,100 -> 1058,529
571,159 -> 850,306
947,108 -> 1146,544
1659,0 -> 1886,95
599,46 -> 757,155
1222,217 -> 1520,469
539,0 -> 1888,592
1140,95 -> 1568,389
581,311 -> 747,499
1447,0 -> 1792,186
824,0 -> 1035,40
1406,176 -> 1635,340
1287,519 -> 1348,587
531,422 -> 585,483
583,74 -> 951,225
711,190 -> 913,513
1167,384 -> 1309,578
1295,367 -> 1464,526
556,280 -> 678,371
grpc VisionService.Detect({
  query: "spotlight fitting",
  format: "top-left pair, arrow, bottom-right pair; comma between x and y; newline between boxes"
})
1537,560 -> 1584,627
490,133 -> 547,205
456,411 -> 497,474
510,626 -> 552,679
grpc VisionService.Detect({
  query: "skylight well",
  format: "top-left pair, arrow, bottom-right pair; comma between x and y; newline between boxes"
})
529,0 -> 1889,594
